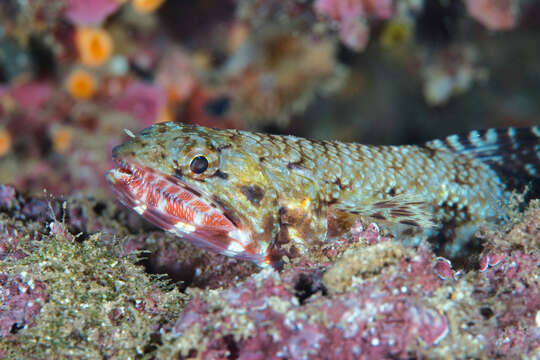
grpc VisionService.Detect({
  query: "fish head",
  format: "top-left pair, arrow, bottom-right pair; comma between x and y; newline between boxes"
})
107,122 -> 280,267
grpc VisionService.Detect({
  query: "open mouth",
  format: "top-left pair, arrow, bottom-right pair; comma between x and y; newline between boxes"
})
107,159 -> 267,263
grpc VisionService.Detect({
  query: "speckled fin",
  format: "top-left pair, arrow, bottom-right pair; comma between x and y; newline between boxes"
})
425,127 -> 540,181
334,194 -> 434,228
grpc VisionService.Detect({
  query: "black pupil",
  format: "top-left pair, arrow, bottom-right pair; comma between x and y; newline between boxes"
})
190,156 -> 208,174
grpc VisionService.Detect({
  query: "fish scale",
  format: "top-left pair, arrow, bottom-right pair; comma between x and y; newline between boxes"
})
107,123 -> 540,267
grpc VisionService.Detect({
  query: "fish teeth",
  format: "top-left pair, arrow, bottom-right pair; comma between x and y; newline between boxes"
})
228,229 -> 251,246
133,204 -> 147,215
193,211 -> 205,226
226,241 -> 246,254
172,221 -> 196,233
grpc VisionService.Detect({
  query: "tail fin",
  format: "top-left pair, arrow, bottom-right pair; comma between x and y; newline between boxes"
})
424,127 -> 540,189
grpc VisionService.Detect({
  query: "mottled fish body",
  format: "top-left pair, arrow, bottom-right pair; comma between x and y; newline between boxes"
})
107,122 -> 540,267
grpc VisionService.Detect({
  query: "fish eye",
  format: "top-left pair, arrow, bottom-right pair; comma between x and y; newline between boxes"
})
190,155 -> 209,174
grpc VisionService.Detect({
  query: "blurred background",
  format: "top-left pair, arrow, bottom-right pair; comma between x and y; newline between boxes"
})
0,0 -> 539,197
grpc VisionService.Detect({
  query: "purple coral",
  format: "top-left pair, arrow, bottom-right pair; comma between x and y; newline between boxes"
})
9,82 -> 53,111
64,0 -> 121,25
465,0 -> 517,30
113,82 -> 167,128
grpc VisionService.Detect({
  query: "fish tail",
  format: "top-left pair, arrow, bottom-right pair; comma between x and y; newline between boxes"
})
425,127 -> 540,190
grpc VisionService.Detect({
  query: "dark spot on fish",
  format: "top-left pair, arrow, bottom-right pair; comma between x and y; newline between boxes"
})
287,161 -> 304,170
279,203 -> 312,225
388,187 -> 397,196
174,168 -> 183,179
229,133 -> 240,143
326,197 -> 339,206
223,211 -> 240,227
371,212 -> 386,220
214,170 -> 229,179
332,177 -> 350,191
276,223 -> 290,245
259,156 -> 266,162
160,153 -> 166,160
182,184 -> 202,198
390,209 -> 414,217
216,144 -> 232,153
210,195 -> 241,227
374,200 -> 395,209
402,227 -> 415,236
139,127 -> 151,135
239,185 -> 265,206
400,220 -> 420,226
262,214 -> 276,235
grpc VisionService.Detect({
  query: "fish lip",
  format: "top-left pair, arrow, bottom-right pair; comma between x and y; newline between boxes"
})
108,158 -> 177,189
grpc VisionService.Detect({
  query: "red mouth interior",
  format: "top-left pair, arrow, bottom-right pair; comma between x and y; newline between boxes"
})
107,161 -> 269,264
107,161 -> 237,231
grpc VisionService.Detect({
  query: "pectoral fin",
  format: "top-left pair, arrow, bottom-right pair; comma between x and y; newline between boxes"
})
333,194 -> 434,229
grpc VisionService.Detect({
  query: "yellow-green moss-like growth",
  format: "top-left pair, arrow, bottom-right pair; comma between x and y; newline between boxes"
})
0,224 -> 185,359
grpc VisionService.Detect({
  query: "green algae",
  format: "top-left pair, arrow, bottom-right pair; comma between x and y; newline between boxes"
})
0,223 -> 186,359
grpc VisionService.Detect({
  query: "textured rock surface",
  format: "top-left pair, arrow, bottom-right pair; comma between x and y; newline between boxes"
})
1,185 -> 538,358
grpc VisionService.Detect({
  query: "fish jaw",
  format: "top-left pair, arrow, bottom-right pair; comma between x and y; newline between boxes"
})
106,159 -> 271,266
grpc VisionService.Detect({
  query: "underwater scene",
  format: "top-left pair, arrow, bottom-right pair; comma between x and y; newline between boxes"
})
0,0 -> 539,358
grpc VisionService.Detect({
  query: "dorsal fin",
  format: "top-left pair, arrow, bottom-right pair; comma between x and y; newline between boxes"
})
425,127 -> 540,183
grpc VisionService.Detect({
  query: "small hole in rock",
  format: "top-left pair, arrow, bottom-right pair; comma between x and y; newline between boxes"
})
480,306 -> 494,319
10,322 -> 23,334
93,201 -> 107,215
294,273 -> 327,305
223,334 -> 239,360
